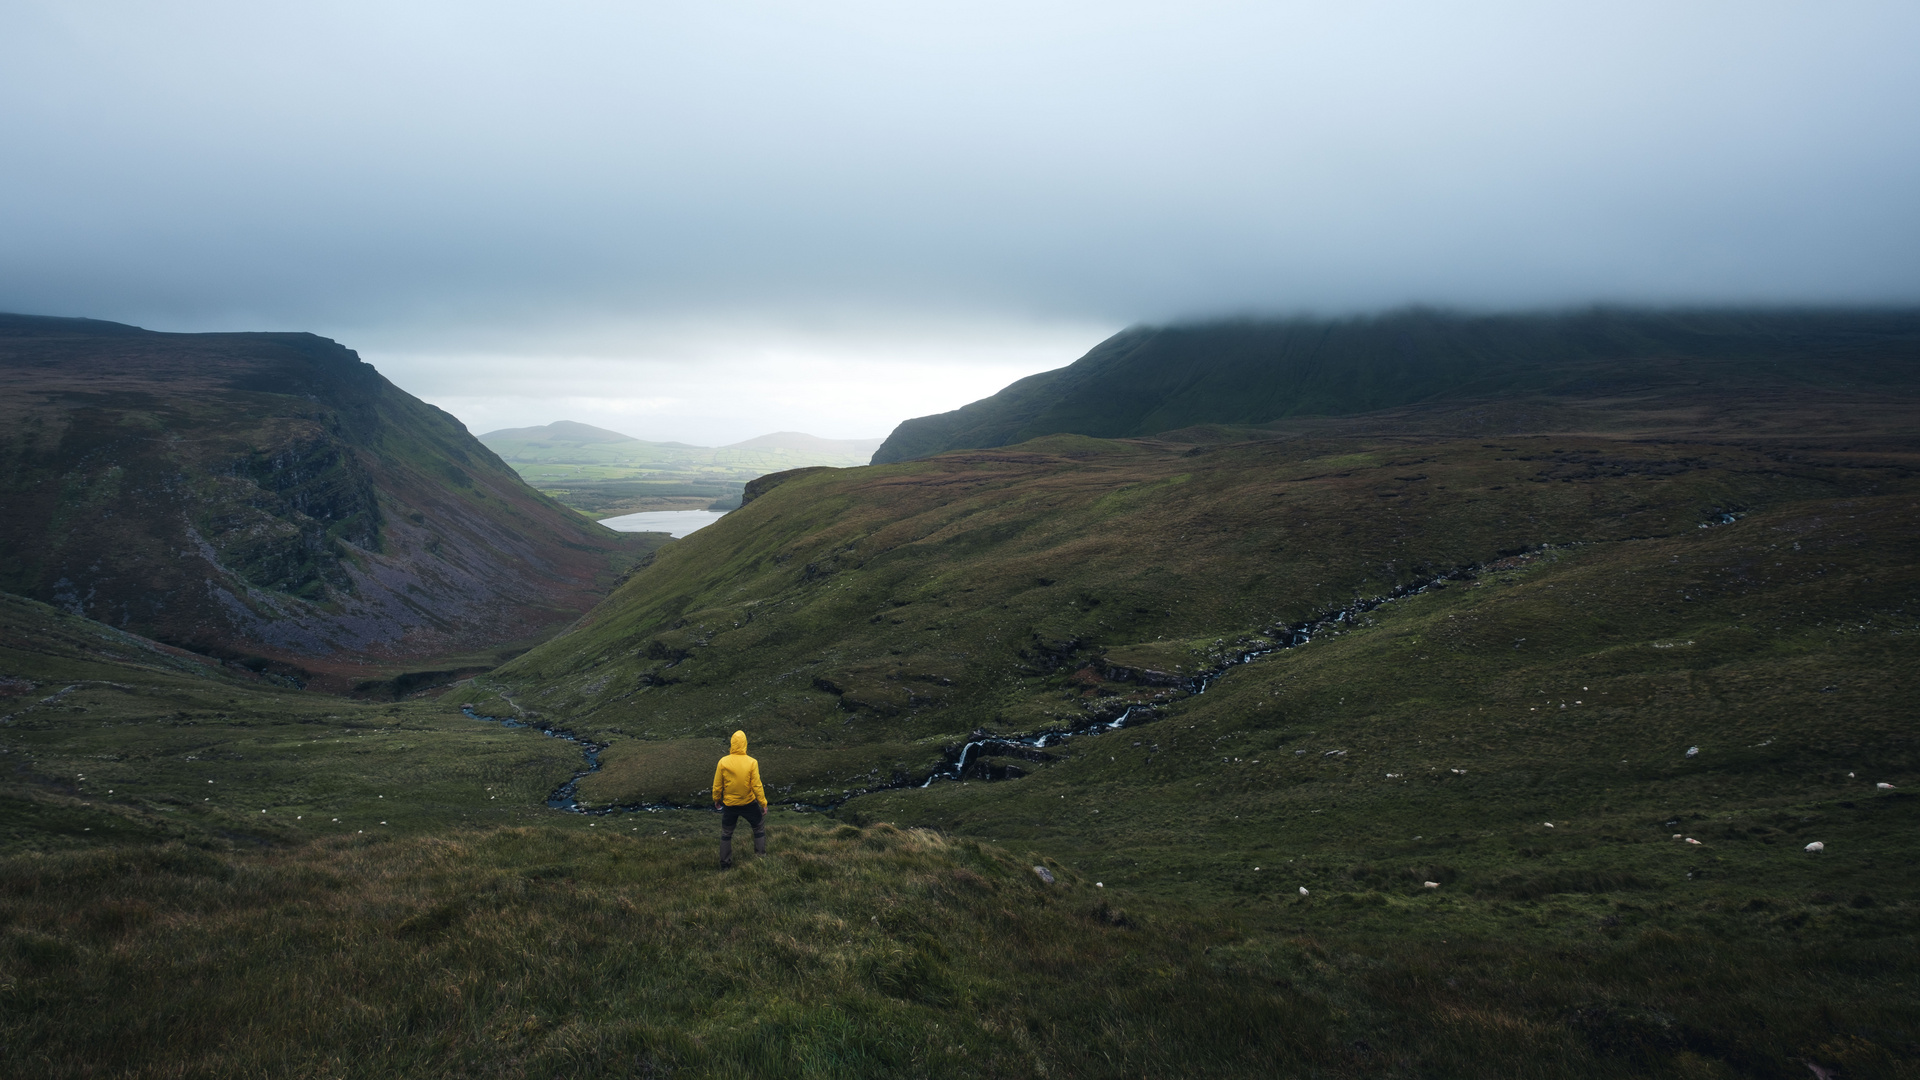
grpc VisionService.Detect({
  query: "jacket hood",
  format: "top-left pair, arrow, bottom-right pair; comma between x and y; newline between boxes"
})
730,730 -> 748,755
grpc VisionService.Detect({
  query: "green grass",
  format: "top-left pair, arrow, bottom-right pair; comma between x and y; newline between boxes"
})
491,430 -> 1901,772
479,429 -> 878,515
0,591 -> 578,852
479,423 -> 1917,1074
3,816 -> 1912,1078
3,416 -> 1917,1076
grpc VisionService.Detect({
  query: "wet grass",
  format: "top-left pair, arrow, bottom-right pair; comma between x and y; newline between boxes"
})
0,592 -> 577,851
1,822 -> 1314,1079
3,422 -> 1917,1076
867,492 -> 1920,901
494,430 -> 1914,804
2,817 -> 1912,1079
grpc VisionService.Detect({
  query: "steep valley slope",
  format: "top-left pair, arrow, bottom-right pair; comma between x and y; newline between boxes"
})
0,315 -> 659,689
466,387 -> 1920,1073
496,414 -> 1918,814
4,313 -> 1918,1077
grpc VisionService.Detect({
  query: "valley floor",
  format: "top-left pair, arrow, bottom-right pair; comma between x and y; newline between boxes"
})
3,424 -> 1917,1078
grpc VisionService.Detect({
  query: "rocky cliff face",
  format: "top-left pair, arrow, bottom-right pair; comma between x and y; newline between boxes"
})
0,314 -> 655,687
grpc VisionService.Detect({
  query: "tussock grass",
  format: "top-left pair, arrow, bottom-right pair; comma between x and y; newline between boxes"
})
6,418 -> 1918,1076
2,823 -> 1318,1078
4,819 -> 1911,1078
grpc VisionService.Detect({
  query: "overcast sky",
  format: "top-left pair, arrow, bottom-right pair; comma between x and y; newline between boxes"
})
4,2 -> 1917,443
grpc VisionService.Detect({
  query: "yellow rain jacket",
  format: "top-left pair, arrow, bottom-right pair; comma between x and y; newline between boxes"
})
712,730 -> 767,808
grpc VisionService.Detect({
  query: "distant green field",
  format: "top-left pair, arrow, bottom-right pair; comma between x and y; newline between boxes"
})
479,423 -> 882,515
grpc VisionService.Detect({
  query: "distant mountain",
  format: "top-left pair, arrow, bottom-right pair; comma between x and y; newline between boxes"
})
0,314 -> 655,689
478,423 -> 881,458
478,425 -> 884,516
871,307 -> 1920,463
479,420 -> 652,445
721,431 -> 884,457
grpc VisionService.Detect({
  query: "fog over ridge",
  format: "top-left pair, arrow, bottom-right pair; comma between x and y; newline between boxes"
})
2,1 -> 1916,442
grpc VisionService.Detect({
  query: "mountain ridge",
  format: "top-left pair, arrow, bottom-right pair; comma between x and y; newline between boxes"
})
478,420 -> 661,445
871,307 -> 1920,463
0,313 -> 656,688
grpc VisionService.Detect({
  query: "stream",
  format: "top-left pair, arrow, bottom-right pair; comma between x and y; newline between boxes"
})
458,707 -> 617,811
471,506 -> 1752,818
464,548 -> 1530,817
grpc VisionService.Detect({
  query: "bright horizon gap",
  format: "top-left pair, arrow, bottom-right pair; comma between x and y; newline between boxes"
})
472,422 -> 890,448
357,316 -> 1115,448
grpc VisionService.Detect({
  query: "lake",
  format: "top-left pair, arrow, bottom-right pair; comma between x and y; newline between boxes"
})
596,509 -> 729,537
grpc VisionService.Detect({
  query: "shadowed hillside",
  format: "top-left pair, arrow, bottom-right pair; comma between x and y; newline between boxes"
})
871,308 -> 1920,463
0,315 -> 659,689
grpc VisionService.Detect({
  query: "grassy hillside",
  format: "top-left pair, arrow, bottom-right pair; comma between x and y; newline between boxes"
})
477,397 -> 1916,1074
0,590 -> 581,852
11,810 -> 1912,1080
0,315 -> 659,689
4,820 -> 1379,1079
2,590 -> 1288,1078
871,308 -> 1920,463
6,413 -> 1914,1074
480,422 -> 883,515
4,354 -> 1916,1074
494,421 -> 1914,807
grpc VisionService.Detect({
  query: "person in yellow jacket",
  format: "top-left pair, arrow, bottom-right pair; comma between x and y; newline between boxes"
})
712,729 -> 769,869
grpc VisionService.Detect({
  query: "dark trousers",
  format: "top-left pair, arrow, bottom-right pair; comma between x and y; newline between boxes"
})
719,801 -> 766,866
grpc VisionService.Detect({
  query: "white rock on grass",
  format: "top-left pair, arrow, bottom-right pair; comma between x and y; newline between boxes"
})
1805,842 -> 1825,853
1031,866 -> 1055,885
1686,746 -> 1700,757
